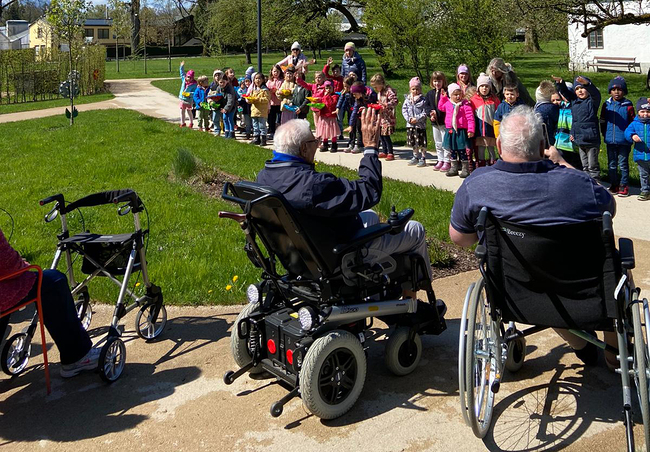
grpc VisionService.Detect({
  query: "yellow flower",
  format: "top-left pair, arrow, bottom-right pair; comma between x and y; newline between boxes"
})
232,275 -> 239,282
226,285 -> 232,291
208,289 -> 213,294
135,282 -> 141,287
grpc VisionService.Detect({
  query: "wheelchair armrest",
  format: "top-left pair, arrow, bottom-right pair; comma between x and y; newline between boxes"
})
332,223 -> 392,255
619,238 -> 635,270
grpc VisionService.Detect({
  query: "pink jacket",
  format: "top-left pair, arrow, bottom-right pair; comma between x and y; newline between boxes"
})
0,228 -> 36,312
438,96 -> 475,131
265,78 -> 283,106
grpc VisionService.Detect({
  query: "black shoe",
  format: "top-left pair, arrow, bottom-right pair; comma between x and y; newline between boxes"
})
574,334 -> 599,365
330,142 -> 338,153
250,136 -> 261,145
261,136 -> 267,146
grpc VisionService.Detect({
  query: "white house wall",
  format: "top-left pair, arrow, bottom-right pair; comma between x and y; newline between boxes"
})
568,21 -> 650,73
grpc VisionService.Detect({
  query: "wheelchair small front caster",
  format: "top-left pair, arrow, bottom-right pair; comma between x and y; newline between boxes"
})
99,336 -> 126,383
223,370 -> 235,385
270,402 -> 283,417
505,336 -> 526,373
1,333 -> 32,376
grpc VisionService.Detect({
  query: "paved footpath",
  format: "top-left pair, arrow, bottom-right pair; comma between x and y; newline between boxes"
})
1,79 -> 650,451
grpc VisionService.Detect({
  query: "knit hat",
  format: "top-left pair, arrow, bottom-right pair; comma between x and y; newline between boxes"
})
323,80 -> 333,88
245,66 -> 255,77
409,77 -> 421,89
447,83 -> 461,94
637,97 -> 650,112
213,69 -> 223,77
535,80 -> 555,102
476,72 -> 490,87
186,70 -> 195,79
291,41 -> 301,51
608,76 -> 628,95
457,64 -> 469,75
573,76 -> 591,90
350,83 -> 365,94
344,42 -> 355,51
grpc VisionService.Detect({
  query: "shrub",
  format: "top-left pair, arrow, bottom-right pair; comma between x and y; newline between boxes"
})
173,148 -> 198,179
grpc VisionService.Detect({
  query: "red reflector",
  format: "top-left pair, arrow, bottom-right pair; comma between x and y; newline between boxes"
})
286,349 -> 294,365
267,339 -> 276,354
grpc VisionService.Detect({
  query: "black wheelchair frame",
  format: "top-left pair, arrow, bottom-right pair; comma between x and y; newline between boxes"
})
458,207 -> 648,451
220,181 -> 446,419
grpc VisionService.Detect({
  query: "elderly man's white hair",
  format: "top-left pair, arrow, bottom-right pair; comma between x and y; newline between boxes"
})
273,119 -> 314,156
499,106 -> 545,160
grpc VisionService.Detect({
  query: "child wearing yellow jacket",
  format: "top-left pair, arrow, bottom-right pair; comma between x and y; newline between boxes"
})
246,72 -> 270,146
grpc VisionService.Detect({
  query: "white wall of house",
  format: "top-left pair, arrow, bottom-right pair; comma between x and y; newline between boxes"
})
568,22 -> 650,73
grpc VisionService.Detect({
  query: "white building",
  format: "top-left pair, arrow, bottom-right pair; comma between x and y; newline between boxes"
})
568,17 -> 650,74
0,20 -> 30,50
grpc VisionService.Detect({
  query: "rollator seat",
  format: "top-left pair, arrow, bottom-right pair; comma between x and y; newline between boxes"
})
61,232 -> 138,245
60,232 -> 142,276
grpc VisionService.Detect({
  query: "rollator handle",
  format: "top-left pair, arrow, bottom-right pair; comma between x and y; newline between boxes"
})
39,194 -> 65,208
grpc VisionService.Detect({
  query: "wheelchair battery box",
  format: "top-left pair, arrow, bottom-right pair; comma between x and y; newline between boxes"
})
263,308 -> 309,375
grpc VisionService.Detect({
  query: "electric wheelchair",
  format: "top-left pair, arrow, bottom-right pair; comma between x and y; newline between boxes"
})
458,207 -> 648,451
220,181 -> 447,419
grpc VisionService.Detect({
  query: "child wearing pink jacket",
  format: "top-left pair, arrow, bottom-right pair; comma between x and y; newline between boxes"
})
438,83 -> 475,178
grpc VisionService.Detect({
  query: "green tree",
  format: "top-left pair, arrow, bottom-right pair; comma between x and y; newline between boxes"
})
291,12 -> 342,59
108,0 -> 130,71
207,0 -> 257,63
46,0 -> 89,125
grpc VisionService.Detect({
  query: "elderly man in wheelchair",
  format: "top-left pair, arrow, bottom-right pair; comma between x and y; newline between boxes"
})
219,108 -> 446,420
451,106 -> 649,451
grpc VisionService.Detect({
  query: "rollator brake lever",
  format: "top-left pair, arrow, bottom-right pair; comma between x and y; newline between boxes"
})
118,204 -> 131,216
44,205 -> 59,223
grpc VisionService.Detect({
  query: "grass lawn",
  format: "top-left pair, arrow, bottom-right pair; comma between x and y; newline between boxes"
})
0,93 -> 115,115
0,108 -> 455,305
148,41 -> 648,185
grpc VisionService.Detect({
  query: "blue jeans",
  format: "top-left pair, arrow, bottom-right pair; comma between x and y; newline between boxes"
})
222,110 -> 235,132
638,160 -> 650,192
243,114 -> 252,135
212,111 -> 221,134
0,270 -> 91,365
606,144 -> 631,186
252,117 -> 267,137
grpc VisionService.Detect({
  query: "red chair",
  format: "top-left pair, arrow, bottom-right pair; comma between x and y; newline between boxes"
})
0,265 -> 50,394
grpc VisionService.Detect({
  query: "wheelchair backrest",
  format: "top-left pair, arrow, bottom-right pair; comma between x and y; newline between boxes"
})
226,181 -> 340,279
482,213 -> 620,330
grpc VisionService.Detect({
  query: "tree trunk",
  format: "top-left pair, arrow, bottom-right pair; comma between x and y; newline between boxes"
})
523,25 -> 541,53
244,47 -> 252,64
370,39 -> 393,77
131,0 -> 141,54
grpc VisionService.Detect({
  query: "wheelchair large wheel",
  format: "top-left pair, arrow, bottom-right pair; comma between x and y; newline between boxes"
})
230,302 -> 264,375
464,277 -> 501,438
1,333 -> 32,376
385,326 -> 422,376
99,336 -> 126,383
632,298 -> 650,448
300,330 -> 367,419
135,302 -> 167,341
74,288 -> 92,331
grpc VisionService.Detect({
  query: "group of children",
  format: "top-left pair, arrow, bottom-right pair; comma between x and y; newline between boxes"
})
178,59 -> 650,201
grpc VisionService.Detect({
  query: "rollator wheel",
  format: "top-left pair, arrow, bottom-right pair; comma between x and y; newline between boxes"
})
75,289 -> 92,331
1,333 -> 32,376
231,302 -> 264,375
384,326 -> 422,376
632,299 -> 650,448
135,302 -> 167,341
464,277 -> 500,438
300,330 -> 366,419
99,337 -> 126,383
505,335 -> 526,373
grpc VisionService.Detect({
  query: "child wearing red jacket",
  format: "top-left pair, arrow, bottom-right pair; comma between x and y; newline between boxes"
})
323,57 -> 344,92
315,81 -> 341,152
470,73 -> 500,166
296,71 -> 327,132
438,83 -> 476,178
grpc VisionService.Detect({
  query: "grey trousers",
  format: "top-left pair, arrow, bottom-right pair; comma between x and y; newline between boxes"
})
359,210 -> 432,280
578,145 -> 600,179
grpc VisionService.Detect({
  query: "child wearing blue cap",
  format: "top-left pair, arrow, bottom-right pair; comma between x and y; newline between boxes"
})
625,98 -> 650,201
600,76 -> 636,196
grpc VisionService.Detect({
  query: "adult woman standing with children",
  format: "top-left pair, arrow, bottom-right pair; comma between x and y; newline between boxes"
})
341,42 -> 367,84
486,57 -> 534,107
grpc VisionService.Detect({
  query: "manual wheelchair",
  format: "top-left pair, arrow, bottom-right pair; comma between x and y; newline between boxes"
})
458,207 -> 649,451
220,181 -> 447,419
1,190 -> 165,383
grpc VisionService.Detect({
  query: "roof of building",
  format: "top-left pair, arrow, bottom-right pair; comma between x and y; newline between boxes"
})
85,18 -> 113,26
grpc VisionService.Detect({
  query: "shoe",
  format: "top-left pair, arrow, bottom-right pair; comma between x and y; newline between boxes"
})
345,146 -> 353,153
432,161 -> 444,171
60,347 -> 101,378
385,153 -> 395,161
179,123 -> 186,128
639,191 -> 650,201
250,136 -> 261,145
574,337 -> 599,365
245,133 -> 251,140
476,159 -> 487,168
378,152 -> 387,158
338,135 -> 344,140
330,142 -> 338,153
198,127 -> 204,132
617,185 -> 629,197
267,133 -> 273,141
417,159 -> 427,168
213,131 -> 221,136
439,162 -> 450,172
459,161 -> 470,178
351,146 -> 362,154
446,160 -> 459,177
608,184 -> 619,194
261,136 -> 267,146
408,157 -> 419,166
188,123 -> 193,129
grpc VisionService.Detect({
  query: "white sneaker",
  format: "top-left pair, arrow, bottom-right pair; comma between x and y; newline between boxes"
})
60,347 -> 101,378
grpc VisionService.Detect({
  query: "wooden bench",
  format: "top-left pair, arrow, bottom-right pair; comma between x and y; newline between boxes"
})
587,56 -> 642,73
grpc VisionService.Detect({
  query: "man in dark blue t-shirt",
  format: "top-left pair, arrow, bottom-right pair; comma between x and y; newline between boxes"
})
449,105 -> 616,366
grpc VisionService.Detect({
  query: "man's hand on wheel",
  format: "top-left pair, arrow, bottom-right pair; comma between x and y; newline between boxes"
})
361,107 -> 380,148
